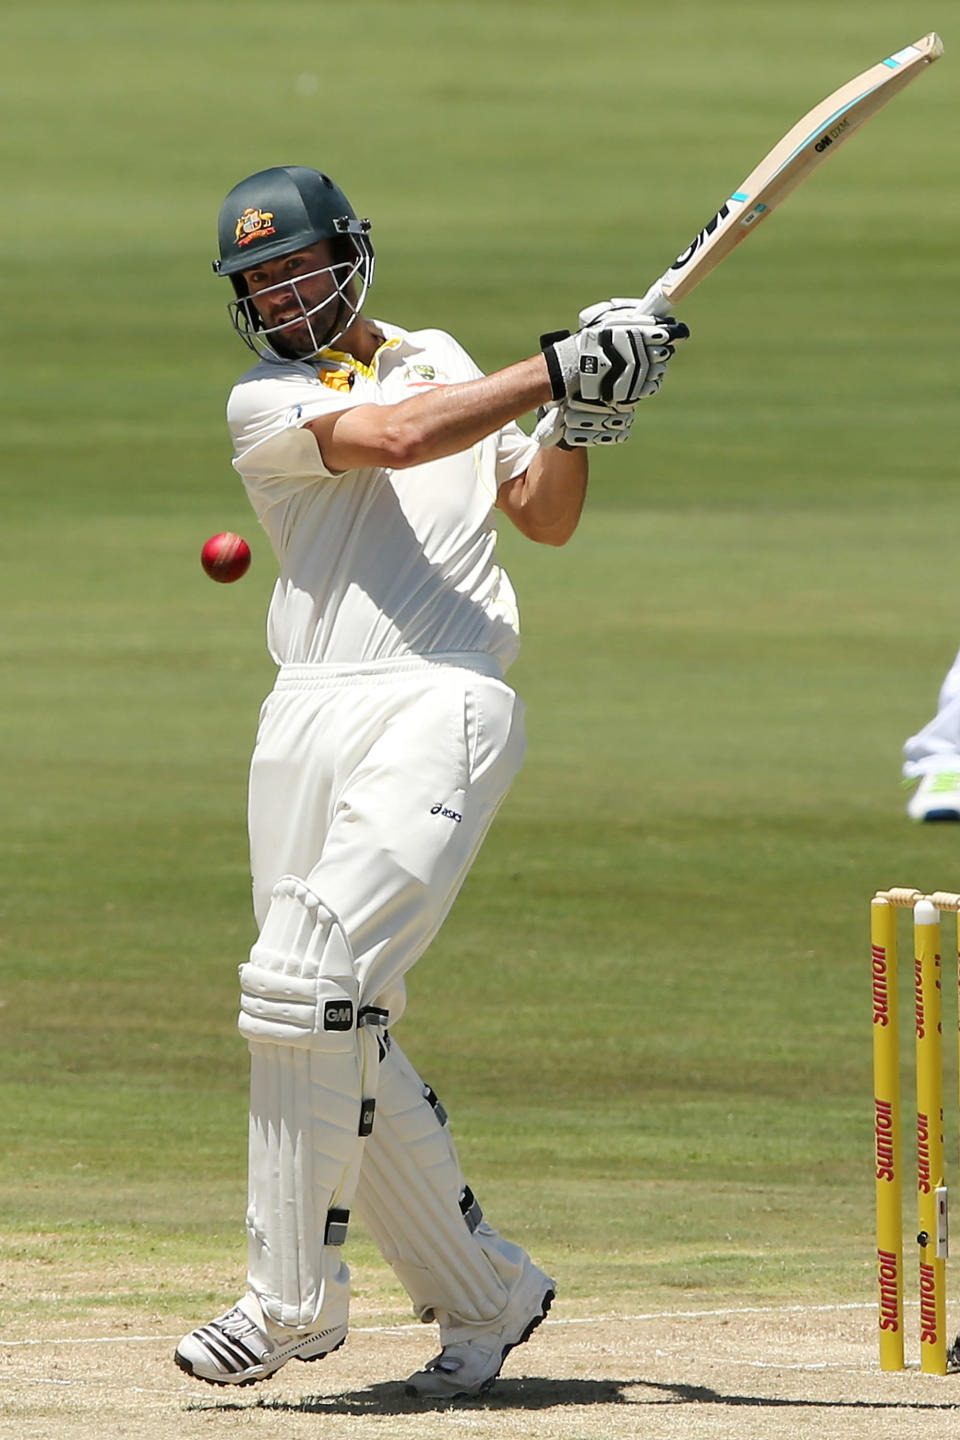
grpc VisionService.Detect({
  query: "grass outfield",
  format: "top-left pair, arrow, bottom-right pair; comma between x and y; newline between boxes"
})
2,0 -> 958,1344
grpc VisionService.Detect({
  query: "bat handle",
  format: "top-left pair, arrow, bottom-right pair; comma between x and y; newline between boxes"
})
636,277 -> 674,318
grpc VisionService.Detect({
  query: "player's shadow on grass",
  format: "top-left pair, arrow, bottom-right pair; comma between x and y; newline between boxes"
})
186,1376 -> 960,1415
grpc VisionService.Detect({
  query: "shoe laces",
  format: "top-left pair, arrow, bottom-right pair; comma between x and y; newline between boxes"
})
213,1306 -> 261,1341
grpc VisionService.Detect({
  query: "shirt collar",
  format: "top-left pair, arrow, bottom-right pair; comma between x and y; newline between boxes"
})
317,320 -> 423,381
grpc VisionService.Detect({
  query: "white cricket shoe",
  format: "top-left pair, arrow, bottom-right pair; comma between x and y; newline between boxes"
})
907,771 -> 960,823
405,1268 -> 555,1400
174,1292 -> 347,1387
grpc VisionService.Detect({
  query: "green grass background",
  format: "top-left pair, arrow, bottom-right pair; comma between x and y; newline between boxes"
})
1,0 -> 958,1328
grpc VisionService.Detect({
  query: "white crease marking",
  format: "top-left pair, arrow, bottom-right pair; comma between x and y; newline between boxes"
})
1,1301 -> 885,1348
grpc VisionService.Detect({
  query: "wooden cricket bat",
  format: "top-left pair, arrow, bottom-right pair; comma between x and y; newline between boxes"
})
638,33 -> 943,316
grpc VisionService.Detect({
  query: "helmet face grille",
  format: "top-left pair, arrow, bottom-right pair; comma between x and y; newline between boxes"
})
227,237 -> 374,362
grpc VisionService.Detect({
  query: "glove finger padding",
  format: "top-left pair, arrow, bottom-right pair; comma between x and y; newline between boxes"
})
560,400 -> 637,447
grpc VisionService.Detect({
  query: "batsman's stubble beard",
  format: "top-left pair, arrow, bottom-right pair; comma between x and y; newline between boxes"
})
258,274 -> 358,360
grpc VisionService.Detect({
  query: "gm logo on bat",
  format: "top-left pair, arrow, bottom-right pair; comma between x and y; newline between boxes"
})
815,116 -> 851,152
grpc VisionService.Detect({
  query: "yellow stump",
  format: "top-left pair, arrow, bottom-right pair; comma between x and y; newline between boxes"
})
871,897 -> 904,1370
914,899 -> 948,1376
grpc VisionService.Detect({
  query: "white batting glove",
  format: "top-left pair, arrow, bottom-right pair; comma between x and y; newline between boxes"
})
533,399 -> 637,449
540,303 -> 689,406
578,296 -> 661,327
531,404 -> 566,448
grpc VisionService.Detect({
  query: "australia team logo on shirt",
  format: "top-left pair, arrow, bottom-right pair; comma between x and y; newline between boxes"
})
403,363 -> 450,389
235,207 -> 276,246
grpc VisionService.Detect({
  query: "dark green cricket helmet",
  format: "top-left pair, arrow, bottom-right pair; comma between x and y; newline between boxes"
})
214,165 -> 371,276
213,165 -> 375,360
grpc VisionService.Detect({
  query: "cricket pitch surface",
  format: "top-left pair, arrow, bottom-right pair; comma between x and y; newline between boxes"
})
5,1299 -> 960,1440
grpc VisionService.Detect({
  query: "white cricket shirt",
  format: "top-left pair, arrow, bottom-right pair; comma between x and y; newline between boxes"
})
227,321 -> 537,671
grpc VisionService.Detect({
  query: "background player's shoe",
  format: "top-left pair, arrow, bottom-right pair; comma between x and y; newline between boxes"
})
404,1267 -> 555,1399
907,771 -> 960,822
174,1292 -> 347,1386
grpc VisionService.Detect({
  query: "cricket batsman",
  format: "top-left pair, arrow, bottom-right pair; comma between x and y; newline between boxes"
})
174,165 -> 688,1398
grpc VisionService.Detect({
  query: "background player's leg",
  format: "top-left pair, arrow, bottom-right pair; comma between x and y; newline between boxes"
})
904,646 -> 960,820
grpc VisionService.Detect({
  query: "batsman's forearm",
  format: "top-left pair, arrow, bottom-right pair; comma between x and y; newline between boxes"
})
316,356 -> 554,472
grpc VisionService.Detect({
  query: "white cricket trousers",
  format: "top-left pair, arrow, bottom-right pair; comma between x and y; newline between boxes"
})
243,654 -> 530,1331
903,645 -> 960,779
248,653 -> 526,1019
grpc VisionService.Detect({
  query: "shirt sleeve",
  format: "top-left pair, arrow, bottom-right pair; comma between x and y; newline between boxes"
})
227,369 -> 364,494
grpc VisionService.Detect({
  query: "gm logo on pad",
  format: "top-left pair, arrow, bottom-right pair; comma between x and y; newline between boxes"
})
323,1001 -> 354,1031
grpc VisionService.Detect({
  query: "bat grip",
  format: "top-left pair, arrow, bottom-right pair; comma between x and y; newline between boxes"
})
636,279 -> 672,318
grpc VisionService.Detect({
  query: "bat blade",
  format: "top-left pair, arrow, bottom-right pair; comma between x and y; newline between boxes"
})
639,33 -> 943,316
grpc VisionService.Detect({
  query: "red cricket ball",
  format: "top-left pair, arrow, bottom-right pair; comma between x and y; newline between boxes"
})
201,532 -> 251,584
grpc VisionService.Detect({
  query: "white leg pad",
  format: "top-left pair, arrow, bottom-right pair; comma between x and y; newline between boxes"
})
241,877 -> 380,1331
353,1038 -> 536,1340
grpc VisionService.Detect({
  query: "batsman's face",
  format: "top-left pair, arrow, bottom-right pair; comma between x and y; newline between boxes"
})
243,241 -> 347,358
